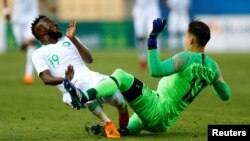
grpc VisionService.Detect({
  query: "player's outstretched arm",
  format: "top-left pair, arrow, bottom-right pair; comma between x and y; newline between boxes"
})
147,18 -> 168,77
66,20 -> 93,64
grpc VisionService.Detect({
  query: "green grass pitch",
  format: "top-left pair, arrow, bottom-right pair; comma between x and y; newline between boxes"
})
0,49 -> 249,141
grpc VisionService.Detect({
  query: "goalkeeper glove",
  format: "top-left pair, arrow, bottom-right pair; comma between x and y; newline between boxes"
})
148,18 -> 166,50
149,18 -> 166,39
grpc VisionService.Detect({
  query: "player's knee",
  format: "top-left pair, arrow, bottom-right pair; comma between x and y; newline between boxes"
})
112,69 -> 124,75
112,69 -> 128,81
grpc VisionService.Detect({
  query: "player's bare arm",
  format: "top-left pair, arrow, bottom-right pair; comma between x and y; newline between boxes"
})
66,20 -> 93,64
39,70 -> 64,86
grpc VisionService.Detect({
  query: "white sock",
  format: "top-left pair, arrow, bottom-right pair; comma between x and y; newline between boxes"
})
102,92 -> 127,113
91,104 -> 110,123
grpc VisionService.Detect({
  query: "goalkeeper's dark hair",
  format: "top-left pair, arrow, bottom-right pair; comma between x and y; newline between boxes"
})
31,15 -> 46,40
188,20 -> 210,46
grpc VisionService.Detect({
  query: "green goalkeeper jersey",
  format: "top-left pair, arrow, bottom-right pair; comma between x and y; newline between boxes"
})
88,49 -> 231,134
148,49 -> 231,130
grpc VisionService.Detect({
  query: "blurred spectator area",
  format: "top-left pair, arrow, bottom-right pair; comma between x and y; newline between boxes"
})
56,0 -> 133,21
0,0 -> 135,51
0,0 -> 134,21
1,0 -> 250,52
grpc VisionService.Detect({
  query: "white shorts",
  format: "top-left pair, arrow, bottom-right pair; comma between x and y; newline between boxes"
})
61,73 -> 125,108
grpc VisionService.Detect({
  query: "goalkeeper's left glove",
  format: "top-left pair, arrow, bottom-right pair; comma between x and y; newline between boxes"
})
148,18 -> 166,50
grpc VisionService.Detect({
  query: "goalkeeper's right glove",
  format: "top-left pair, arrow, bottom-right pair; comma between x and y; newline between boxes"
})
149,18 -> 166,39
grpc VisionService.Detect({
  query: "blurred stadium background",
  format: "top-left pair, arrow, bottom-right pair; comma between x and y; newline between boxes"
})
0,0 -> 250,141
1,0 -> 250,52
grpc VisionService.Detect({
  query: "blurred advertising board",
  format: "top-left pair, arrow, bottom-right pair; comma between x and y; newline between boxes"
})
58,21 -> 135,49
196,15 -> 250,52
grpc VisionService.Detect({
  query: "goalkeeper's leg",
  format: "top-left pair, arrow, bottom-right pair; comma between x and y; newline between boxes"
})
63,69 -> 134,105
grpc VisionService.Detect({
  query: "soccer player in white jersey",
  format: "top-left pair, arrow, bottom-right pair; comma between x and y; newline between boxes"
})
132,0 -> 161,70
162,0 -> 191,51
30,15 -> 129,138
3,0 -> 55,85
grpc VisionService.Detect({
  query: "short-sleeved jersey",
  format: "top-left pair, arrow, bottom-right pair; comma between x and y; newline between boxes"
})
32,36 -> 103,94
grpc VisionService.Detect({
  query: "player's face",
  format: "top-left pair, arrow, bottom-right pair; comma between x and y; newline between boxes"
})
42,18 -> 62,39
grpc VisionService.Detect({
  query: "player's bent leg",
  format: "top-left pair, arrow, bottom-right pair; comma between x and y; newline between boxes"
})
101,92 -> 129,129
118,104 -> 129,129
91,68 -> 144,105
83,69 -> 135,100
64,69 -> 137,108
85,101 -> 121,138
86,100 -> 111,124
113,71 -> 163,133
110,69 -> 135,92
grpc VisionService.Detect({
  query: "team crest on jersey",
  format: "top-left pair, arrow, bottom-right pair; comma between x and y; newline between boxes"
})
62,41 -> 71,47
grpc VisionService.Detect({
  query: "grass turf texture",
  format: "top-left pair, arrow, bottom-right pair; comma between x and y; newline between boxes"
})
0,49 -> 249,141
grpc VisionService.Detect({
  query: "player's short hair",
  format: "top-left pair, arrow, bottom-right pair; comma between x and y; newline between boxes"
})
188,20 -> 210,46
31,15 -> 46,40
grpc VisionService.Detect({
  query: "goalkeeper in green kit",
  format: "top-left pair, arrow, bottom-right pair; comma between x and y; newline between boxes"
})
63,18 -> 231,135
